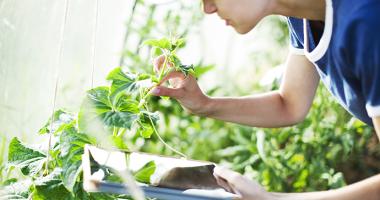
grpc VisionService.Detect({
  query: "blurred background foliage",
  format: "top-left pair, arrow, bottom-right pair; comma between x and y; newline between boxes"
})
1,0 -> 380,195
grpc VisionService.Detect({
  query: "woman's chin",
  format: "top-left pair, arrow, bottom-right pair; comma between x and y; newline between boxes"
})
232,23 -> 256,34
233,26 -> 252,34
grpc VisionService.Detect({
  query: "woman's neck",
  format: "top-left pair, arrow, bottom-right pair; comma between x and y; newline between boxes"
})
269,0 -> 326,21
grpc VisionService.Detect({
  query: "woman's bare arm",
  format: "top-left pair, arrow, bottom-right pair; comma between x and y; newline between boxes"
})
196,53 -> 320,127
152,53 -> 320,127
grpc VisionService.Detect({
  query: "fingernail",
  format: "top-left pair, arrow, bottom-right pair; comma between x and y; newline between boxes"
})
150,88 -> 160,95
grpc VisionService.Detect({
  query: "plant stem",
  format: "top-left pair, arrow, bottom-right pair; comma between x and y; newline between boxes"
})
113,127 -> 119,137
27,191 -> 35,200
144,104 -> 187,158
139,53 -> 171,102
157,52 -> 170,81
136,51 -> 186,158
118,128 -> 127,137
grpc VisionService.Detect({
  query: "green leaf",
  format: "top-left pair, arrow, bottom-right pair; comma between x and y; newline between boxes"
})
173,38 -> 186,50
143,37 -> 186,52
39,110 -> 75,135
171,54 -> 182,67
143,38 -> 171,50
114,94 -> 140,114
32,168 -> 73,200
60,126 -> 95,192
194,64 -> 214,77
133,161 -> 156,184
101,111 -> 139,129
78,87 -> 141,133
137,122 -> 154,138
1,179 -> 32,199
2,178 -> 18,186
177,64 -> 195,76
136,111 -> 159,139
150,47 -> 164,58
141,111 -> 160,122
106,68 -> 138,101
8,138 -> 46,176
86,86 -> 113,111
169,55 -> 195,76
33,180 -> 72,200
107,68 -> 155,103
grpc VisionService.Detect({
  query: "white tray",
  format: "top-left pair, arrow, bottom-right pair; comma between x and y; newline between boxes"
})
82,145 -> 239,200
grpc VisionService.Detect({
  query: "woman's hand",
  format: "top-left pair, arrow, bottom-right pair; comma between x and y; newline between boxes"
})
213,166 -> 273,200
150,55 -> 211,116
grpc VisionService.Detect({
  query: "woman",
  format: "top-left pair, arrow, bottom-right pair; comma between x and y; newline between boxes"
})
151,0 -> 380,199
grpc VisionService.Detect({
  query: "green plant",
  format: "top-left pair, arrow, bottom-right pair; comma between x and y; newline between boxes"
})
2,114 -> 127,199
1,36 -> 195,199
80,37 -> 194,158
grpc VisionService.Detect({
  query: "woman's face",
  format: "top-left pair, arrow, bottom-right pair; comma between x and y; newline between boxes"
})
201,0 -> 270,34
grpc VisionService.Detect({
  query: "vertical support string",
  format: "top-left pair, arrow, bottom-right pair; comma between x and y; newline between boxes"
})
45,0 -> 70,174
119,0 -> 138,66
90,0 -> 100,88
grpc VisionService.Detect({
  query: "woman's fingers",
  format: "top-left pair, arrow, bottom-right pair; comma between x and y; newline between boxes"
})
215,175 -> 235,193
158,71 -> 186,87
214,166 -> 243,186
153,55 -> 165,73
153,55 -> 173,73
214,166 -> 270,200
150,86 -> 184,99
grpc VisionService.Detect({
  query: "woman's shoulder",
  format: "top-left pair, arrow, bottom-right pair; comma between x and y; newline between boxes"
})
331,0 -> 380,67
334,0 -> 380,40
336,0 -> 380,26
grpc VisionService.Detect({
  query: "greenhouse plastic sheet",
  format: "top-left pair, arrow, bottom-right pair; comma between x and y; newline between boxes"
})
82,145 -> 239,200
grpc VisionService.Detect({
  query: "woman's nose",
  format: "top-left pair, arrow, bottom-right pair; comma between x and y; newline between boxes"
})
203,0 -> 217,14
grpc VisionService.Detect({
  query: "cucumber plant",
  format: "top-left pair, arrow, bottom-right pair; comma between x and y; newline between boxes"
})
1,37 -> 194,199
79,36 -> 194,157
